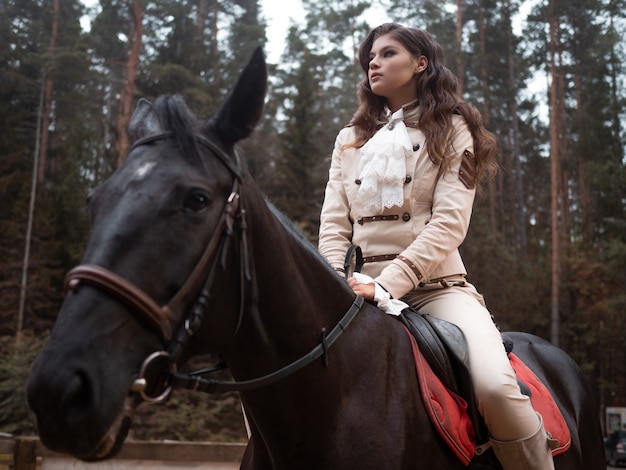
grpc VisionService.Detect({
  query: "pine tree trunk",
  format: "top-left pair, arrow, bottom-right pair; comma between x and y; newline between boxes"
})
197,0 -> 206,36
608,15 -> 624,162
115,0 -> 144,167
210,0 -> 220,92
549,0 -> 561,347
478,0 -> 498,235
37,0 -> 59,184
504,0 -> 526,252
455,0 -> 464,95
574,73 -> 592,245
17,75 -> 46,346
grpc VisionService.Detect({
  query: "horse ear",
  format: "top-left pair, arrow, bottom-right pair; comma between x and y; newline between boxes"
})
210,46 -> 267,145
129,98 -> 164,145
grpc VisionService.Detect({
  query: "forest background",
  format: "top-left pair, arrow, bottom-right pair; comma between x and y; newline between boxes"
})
1,0 -> 625,443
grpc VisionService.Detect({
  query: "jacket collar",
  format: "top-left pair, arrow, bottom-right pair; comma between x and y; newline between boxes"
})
376,99 -> 421,129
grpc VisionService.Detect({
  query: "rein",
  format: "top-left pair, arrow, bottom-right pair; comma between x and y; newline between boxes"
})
63,132 -> 365,403
170,296 -> 364,394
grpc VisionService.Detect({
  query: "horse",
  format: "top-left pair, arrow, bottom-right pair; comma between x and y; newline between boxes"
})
26,47 -> 605,469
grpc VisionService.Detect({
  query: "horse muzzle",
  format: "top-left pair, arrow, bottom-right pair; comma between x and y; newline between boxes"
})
26,366 -> 138,461
25,344 -> 141,461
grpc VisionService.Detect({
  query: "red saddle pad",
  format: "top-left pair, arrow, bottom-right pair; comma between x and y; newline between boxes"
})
402,325 -> 571,466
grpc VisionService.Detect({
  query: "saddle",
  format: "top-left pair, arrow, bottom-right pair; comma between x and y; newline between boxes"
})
398,310 -> 486,438
398,310 -> 571,467
341,245 -> 569,465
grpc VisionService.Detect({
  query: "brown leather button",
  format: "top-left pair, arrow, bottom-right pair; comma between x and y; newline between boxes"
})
355,179 -> 361,185
413,144 -> 420,151
404,175 -> 412,184
402,213 -> 411,222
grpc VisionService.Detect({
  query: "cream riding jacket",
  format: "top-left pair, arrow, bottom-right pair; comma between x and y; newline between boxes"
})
318,105 -> 478,300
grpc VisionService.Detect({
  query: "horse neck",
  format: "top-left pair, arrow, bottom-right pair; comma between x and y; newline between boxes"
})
228,181 -> 356,366
248,194 -> 352,318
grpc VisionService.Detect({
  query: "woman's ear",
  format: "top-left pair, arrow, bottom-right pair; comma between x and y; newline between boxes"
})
414,55 -> 428,74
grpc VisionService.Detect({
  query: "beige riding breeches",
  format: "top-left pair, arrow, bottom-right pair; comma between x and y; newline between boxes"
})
402,279 -> 541,441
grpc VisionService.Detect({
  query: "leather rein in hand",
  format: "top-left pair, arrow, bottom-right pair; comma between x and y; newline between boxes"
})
63,132 -> 365,403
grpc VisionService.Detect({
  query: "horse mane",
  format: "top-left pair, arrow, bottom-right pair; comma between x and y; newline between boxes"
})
151,95 -> 204,164
266,200 -> 311,245
265,198 -> 338,276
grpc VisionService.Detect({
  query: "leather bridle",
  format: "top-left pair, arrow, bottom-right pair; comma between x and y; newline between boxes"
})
63,132 -> 364,404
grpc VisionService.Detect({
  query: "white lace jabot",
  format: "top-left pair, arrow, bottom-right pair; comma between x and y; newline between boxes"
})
356,107 -> 413,211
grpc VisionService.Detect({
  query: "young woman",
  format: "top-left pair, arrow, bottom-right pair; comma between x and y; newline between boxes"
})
318,23 -> 556,470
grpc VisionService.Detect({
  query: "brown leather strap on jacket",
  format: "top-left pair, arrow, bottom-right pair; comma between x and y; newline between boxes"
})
397,255 -> 423,280
361,253 -> 423,282
357,215 -> 399,225
362,254 -> 398,263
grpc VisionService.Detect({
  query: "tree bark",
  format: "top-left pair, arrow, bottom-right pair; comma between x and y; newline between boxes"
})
608,14 -> 624,163
549,0 -> 561,346
197,0 -> 206,37
115,0 -> 144,167
37,0 -> 59,184
19,0 -> 60,344
455,0 -> 464,95
573,71 -> 591,245
478,0 -> 498,234
210,0 -> 220,92
17,75 -> 46,347
504,0 -> 526,252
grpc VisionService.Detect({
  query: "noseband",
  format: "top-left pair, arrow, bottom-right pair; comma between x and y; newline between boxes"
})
64,132 -> 364,404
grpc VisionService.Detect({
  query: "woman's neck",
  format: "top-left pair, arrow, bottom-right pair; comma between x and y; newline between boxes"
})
385,98 -> 419,115
386,93 -> 418,113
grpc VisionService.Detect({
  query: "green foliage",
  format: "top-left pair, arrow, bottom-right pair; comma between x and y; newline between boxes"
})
227,0 -> 266,80
0,336 -> 43,436
132,390 -> 247,442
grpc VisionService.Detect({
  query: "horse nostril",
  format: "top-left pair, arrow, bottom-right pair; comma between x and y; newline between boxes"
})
60,370 -> 96,425
27,365 -> 101,454
28,367 -> 94,430
61,371 -> 92,410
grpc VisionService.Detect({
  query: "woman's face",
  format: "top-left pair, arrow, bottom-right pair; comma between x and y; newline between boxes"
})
368,34 -> 426,110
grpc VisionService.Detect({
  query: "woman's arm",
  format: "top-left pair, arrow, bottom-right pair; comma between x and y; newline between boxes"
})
318,129 -> 354,271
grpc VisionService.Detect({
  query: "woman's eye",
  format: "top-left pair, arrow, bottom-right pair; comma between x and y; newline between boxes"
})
183,191 -> 210,212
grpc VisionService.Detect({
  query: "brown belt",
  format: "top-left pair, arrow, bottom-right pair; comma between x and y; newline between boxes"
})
362,253 -> 423,280
357,215 -> 399,225
362,254 -> 398,263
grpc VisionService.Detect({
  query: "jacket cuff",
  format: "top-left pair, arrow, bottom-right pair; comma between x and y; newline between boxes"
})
375,258 -> 422,300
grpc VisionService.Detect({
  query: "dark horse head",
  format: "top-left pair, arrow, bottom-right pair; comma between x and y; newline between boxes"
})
26,48 -> 269,460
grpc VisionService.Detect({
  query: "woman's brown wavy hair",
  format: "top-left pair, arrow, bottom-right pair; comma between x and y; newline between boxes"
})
349,23 -> 498,184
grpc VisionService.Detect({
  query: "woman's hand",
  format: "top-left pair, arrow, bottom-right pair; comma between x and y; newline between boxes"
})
347,276 -> 375,301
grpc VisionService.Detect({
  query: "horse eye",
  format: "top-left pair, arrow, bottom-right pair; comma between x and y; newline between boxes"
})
183,191 -> 210,213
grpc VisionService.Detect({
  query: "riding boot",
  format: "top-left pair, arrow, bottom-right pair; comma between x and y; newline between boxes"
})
489,414 -> 558,470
